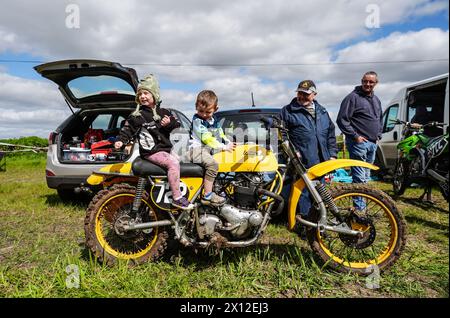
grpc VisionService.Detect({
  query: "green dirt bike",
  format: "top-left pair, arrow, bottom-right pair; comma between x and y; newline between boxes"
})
392,120 -> 449,202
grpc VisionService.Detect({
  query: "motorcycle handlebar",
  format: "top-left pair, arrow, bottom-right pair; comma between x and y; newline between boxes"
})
391,119 -> 445,129
259,115 -> 288,131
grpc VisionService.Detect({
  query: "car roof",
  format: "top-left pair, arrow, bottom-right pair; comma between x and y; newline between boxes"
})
215,107 -> 281,116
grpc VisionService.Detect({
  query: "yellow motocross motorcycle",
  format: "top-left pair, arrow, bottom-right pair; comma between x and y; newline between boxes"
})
84,116 -> 406,274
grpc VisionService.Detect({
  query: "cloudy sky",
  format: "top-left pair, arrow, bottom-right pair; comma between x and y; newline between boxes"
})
0,0 -> 448,138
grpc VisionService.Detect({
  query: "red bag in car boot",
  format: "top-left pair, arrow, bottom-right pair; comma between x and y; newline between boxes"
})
91,140 -> 113,155
84,128 -> 104,144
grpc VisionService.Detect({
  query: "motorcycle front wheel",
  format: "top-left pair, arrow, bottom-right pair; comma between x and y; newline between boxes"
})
307,184 -> 406,275
84,183 -> 168,266
392,158 -> 410,196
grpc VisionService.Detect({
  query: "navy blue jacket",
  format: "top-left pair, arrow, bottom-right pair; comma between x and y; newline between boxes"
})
281,98 -> 337,168
336,86 -> 383,143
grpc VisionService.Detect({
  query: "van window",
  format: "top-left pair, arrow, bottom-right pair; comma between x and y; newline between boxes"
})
382,104 -> 399,133
406,81 -> 447,136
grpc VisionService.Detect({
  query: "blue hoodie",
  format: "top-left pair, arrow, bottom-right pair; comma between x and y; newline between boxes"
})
337,86 -> 383,143
281,98 -> 337,168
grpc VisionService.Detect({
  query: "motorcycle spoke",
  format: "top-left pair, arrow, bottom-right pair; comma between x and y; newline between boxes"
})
317,190 -> 399,267
97,196 -> 157,256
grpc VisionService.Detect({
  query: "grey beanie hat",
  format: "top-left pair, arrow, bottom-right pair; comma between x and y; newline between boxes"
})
135,74 -> 161,104
132,74 -> 162,119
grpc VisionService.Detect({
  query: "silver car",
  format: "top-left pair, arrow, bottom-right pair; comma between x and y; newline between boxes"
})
35,59 -> 191,200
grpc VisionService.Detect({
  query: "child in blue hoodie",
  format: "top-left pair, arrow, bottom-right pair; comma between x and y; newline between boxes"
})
186,90 -> 235,206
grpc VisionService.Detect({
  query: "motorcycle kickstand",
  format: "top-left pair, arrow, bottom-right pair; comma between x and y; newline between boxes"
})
419,185 -> 434,204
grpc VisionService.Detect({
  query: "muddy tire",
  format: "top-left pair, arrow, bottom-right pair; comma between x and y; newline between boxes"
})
306,183 -> 406,275
84,183 -> 168,266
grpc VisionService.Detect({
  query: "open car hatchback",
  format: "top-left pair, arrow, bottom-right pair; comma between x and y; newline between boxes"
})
35,59 -> 191,200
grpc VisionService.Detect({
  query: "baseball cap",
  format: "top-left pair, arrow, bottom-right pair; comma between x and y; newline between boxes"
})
296,80 -> 317,94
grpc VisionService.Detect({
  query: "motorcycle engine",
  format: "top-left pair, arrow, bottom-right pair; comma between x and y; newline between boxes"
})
197,173 -> 266,239
198,205 -> 263,239
410,155 -> 423,175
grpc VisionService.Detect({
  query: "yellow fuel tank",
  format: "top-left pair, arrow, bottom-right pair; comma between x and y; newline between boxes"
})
213,144 -> 278,172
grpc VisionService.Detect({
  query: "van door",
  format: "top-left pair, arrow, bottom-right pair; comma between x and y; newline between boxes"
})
379,104 -> 401,169
406,77 -> 447,137
444,78 -> 449,130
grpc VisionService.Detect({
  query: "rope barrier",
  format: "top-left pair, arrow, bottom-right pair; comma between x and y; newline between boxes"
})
0,142 -> 48,153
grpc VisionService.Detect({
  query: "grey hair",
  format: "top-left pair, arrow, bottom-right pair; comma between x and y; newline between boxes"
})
363,71 -> 378,80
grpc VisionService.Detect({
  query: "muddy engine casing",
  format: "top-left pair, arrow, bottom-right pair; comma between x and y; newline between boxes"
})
199,173 -> 266,238
221,204 -> 263,237
198,204 -> 263,239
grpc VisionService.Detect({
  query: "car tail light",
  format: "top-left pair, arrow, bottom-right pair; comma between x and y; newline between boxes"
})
46,169 -> 55,177
48,132 -> 57,145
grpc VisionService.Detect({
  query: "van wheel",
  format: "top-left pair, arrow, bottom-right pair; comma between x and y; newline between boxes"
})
372,152 -> 385,180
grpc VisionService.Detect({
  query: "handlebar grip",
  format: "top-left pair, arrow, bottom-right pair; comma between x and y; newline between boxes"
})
259,116 -> 272,125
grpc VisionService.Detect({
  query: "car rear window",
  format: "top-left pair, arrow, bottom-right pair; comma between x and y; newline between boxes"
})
217,113 -> 278,143
68,75 -> 135,98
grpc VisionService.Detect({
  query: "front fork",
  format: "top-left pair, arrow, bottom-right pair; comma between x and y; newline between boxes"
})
298,175 -> 363,237
281,141 -> 362,237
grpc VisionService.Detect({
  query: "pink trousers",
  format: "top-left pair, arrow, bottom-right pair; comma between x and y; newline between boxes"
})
145,151 -> 181,199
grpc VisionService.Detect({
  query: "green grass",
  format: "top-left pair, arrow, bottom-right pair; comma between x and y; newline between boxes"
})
0,154 -> 448,298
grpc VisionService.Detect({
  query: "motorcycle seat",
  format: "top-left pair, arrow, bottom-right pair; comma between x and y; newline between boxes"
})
132,157 -> 205,178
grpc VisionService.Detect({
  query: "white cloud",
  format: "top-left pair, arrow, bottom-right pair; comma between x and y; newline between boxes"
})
411,0 -> 449,17
0,72 -> 71,138
0,0 -> 448,138
0,73 -> 64,110
335,28 -> 449,82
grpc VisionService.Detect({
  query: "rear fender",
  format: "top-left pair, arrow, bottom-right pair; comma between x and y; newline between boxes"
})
287,159 -> 379,230
87,162 -> 134,185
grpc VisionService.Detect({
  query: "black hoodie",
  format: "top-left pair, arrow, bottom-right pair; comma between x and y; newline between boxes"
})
118,106 -> 181,157
336,86 -> 383,143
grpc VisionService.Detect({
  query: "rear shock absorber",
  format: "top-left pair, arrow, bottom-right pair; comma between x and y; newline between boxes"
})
315,183 -> 342,221
131,177 -> 147,214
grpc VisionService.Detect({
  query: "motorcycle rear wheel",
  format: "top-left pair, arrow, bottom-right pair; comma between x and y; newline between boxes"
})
439,172 -> 449,202
84,183 -> 168,266
306,184 -> 406,275
392,158 -> 410,196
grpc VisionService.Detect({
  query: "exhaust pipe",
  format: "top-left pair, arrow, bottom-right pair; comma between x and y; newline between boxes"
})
427,169 -> 447,183
74,186 -> 93,195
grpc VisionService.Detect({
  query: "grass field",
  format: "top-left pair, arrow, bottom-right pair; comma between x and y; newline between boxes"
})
0,154 -> 448,298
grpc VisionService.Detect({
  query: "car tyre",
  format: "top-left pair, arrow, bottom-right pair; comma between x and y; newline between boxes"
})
57,188 -> 75,201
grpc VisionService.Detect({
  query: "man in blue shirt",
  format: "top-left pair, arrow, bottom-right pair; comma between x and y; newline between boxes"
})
281,80 -> 337,217
337,71 -> 383,209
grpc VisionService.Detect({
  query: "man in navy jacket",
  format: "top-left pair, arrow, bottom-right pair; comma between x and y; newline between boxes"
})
337,71 -> 382,210
281,80 -> 337,217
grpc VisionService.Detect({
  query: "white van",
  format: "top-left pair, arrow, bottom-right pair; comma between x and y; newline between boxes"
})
376,73 -> 449,174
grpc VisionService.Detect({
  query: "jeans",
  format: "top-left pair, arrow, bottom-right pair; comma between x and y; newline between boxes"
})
346,139 -> 378,210
281,174 -> 323,217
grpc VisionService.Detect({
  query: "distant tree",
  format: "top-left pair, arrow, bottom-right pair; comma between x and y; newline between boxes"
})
0,136 -> 48,147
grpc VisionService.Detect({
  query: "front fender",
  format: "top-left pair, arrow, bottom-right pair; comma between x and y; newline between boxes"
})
287,159 -> 378,230
86,162 -> 133,185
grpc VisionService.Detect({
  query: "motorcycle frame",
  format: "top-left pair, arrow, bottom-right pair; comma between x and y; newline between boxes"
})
87,125 -> 380,241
